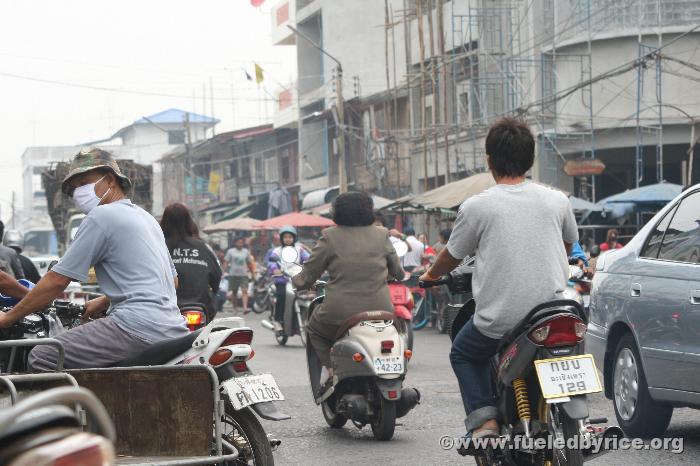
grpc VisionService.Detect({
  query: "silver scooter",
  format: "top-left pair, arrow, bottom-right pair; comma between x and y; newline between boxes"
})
277,242 -> 420,441
261,250 -> 309,346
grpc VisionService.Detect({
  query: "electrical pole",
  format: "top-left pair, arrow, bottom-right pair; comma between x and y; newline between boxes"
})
184,113 -> 199,222
336,66 -> 347,194
287,25 -> 347,193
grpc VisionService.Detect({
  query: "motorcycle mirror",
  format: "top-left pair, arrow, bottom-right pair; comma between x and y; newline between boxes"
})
280,246 -> 299,264
392,240 -> 409,258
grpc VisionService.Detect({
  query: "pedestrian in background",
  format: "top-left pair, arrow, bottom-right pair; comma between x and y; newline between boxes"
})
433,228 -> 452,255
224,236 -> 256,313
600,228 -> 623,251
3,230 -> 41,284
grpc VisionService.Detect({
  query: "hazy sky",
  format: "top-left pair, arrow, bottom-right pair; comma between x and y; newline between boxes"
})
0,0 -> 295,222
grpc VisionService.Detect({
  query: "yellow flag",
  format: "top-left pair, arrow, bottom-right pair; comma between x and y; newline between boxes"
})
254,63 -> 264,84
208,171 -> 222,196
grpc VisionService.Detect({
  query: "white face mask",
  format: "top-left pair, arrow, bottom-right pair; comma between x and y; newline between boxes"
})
72,175 -> 111,214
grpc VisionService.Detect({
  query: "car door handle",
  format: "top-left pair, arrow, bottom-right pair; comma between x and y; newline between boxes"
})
691,290 -> 700,305
630,283 -> 642,297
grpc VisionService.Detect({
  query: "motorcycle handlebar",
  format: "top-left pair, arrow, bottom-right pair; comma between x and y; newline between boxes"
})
419,277 -> 450,288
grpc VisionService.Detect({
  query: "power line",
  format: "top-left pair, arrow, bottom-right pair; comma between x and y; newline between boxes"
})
0,70 -> 280,102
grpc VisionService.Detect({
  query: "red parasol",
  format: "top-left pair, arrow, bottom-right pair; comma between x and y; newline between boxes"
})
254,212 -> 335,229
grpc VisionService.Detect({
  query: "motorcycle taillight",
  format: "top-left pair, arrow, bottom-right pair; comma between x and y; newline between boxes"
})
223,329 -> 253,346
183,311 -> 204,325
528,315 -> 586,347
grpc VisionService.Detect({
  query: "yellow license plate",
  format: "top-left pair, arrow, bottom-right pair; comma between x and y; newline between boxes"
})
534,354 -> 603,399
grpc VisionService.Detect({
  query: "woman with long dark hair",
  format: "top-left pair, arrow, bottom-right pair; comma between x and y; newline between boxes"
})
160,203 -> 221,319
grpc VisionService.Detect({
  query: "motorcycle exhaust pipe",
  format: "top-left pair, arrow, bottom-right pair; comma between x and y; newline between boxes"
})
260,319 -> 275,331
396,387 -> 421,418
582,425 -> 624,462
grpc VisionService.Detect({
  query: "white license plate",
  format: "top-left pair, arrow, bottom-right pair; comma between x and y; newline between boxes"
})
534,354 -> 602,399
223,373 -> 284,410
373,356 -> 404,374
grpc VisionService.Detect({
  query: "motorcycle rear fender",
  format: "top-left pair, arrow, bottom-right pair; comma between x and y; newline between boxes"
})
250,401 -> 291,421
559,394 -> 589,420
497,334 -> 539,386
375,377 -> 404,400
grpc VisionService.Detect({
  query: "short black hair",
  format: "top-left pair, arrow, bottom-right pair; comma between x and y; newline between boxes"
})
404,226 -> 415,236
485,117 -> 535,178
332,192 -> 375,226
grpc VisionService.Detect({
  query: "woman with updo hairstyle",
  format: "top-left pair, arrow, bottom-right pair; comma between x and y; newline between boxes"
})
292,192 -> 404,391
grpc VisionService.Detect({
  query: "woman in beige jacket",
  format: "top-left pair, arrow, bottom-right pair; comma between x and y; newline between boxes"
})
292,192 -> 404,376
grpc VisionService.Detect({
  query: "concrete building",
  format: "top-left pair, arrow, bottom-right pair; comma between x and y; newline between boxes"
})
271,0 -> 700,207
160,124 -> 300,226
21,109 -> 217,229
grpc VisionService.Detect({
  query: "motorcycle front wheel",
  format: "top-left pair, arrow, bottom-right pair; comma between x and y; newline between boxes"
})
222,401 -> 275,466
251,294 -> 269,314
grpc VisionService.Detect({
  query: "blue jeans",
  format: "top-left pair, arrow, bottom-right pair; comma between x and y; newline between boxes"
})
449,317 -> 501,432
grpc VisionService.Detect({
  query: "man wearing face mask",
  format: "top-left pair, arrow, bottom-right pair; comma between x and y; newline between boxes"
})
0,148 -> 188,371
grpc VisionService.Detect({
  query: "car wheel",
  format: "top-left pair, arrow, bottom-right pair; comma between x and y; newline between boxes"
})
612,333 -> 673,438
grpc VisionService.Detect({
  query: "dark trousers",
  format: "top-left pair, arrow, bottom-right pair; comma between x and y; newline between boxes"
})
274,283 -> 286,322
449,317 -> 501,431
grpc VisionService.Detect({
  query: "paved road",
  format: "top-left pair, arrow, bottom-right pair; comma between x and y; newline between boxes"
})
229,310 -> 699,465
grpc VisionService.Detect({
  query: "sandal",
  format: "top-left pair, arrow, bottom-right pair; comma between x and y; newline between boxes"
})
457,429 -> 500,456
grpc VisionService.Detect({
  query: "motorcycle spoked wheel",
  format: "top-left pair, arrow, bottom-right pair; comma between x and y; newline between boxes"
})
536,398 -> 584,466
221,401 -> 275,466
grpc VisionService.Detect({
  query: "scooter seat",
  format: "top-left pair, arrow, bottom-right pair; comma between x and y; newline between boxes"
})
334,311 -> 396,340
111,329 -> 202,367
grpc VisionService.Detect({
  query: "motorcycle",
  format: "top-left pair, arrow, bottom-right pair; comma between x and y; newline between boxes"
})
567,262 -> 592,314
252,273 -> 276,314
388,280 -> 414,351
0,386 -> 116,466
0,300 -> 84,373
421,267 -> 622,465
279,239 -> 420,441
112,314 -> 289,465
260,250 -> 309,346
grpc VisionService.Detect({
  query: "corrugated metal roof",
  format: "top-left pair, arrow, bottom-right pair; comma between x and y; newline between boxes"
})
134,108 -> 219,125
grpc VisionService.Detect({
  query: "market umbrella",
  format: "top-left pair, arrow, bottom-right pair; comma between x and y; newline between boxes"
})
202,216 -> 261,233
597,182 -> 683,205
411,172 -> 497,209
254,212 -> 336,229
568,196 -> 603,214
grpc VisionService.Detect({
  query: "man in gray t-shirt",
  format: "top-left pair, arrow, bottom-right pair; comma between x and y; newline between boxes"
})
420,118 -> 578,441
0,148 -> 188,371
224,237 -> 255,313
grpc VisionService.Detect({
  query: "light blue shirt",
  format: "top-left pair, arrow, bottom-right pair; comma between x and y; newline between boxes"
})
53,199 -> 188,343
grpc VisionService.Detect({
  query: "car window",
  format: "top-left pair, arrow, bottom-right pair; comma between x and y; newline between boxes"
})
640,203 -> 678,259
657,191 -> 700,264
